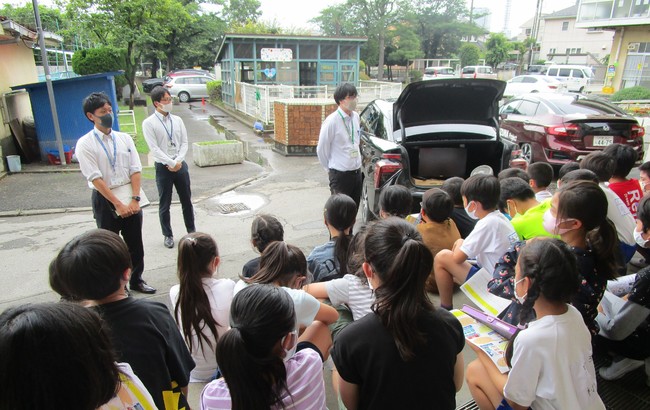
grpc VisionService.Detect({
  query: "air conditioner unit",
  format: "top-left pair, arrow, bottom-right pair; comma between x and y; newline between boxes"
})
628,43 -> 640,52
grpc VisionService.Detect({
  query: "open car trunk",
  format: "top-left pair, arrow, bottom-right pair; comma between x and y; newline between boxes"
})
399,137 -> 508,188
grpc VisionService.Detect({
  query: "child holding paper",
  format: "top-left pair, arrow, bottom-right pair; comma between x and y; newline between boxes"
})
466,238 -> 605,410
434,174 -> 518,310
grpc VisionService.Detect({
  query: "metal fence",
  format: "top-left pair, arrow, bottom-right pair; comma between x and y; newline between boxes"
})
233,81 -> 403,124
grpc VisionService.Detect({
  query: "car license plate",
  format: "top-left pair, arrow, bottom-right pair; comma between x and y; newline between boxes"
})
593,136 -> 613,147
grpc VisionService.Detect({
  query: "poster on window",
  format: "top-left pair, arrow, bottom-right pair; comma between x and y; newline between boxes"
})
261,48 -> 293,62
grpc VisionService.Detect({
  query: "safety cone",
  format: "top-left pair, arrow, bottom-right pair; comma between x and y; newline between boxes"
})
202,97 -> 205,106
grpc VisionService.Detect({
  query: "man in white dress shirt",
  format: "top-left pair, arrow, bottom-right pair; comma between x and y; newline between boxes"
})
142,86 -> 195,249
317,83 -> 362,208
75,92 -> 155,294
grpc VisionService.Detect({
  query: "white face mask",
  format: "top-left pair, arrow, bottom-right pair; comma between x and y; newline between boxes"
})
464,201 -> 479,220
634,228 -> 649,248
514,277 -> 527,304
159,102 -> 173,113
282,330 -> 298,362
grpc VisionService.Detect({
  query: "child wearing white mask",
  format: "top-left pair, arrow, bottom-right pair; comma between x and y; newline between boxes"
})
434,174 -> 518,310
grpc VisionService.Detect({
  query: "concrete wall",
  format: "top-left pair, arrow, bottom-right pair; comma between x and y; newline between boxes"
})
610,26 -> 650,91
541,18 -> 614,64
0,42 -> 38,171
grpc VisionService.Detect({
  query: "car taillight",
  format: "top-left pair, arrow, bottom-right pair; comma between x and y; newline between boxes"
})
374,156 -> 402,188
632,124 -> 645,139
548,85 -> 558,89
546,123 -> 579,138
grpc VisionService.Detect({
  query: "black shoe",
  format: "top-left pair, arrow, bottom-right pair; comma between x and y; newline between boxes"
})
164,236 -> 174,248
131,282 -> 157,294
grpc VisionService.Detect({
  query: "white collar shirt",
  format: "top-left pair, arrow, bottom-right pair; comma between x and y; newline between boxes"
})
141,111 -> 189,167
75,126 -> 142,189
316,107 -> 362,172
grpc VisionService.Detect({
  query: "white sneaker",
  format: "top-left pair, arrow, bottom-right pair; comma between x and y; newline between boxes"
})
599,357 -> 644,380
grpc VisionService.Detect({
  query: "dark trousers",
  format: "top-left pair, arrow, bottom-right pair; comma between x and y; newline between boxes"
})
328,168 -> 362,208
92,190 -> 145,286
155,161 -> 195,238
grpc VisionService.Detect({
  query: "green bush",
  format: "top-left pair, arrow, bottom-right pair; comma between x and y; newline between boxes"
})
359,72 -> 371,81
409,69 -> 423,83
459,43 -> 481,68
611,86 -> 650,102
207,80 -> 222,103
72,46 -> 127,90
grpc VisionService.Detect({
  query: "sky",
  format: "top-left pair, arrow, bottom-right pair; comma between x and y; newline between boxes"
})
2,0 -> 579,37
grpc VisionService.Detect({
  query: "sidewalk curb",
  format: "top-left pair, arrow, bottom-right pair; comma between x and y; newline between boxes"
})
0,172 -> 269,218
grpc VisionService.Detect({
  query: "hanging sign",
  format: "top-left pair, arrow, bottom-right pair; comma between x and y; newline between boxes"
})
261,48 -> 293,62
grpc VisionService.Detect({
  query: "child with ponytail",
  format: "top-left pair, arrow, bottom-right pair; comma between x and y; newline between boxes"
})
242,214 -> 284,278
170,232 -> 235,382
308,193 -> 357,282
331,218 -> 465,410
201,284 -> 327,409
467,238 -> 605,410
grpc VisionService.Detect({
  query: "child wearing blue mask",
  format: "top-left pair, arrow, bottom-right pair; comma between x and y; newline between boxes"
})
434,174 -> 518,310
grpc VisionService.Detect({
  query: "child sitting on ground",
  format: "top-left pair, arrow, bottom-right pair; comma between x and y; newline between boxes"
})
604,143 -> 644,217
201,285 -> 327,409
527,162 -> 554,202
434,174 -> 518,309
596,195 -> 650,383
500,177 -> 556,241
379,184 -> 413,219
416,188 -> 461,294
242,214 -> 284,278
170,232 -> 235,382
308,193 -> 357,282
466,239 -> 605,410
441,177 -> 476,239
49,229 -> 194,410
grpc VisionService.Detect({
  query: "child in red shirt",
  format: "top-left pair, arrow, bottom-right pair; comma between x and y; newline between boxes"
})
604,143 -> 643,217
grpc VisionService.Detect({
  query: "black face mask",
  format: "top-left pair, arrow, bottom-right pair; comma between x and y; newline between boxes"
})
97,112 -> 113,129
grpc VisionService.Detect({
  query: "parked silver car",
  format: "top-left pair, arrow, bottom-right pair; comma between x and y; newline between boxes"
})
164,74 -> 215,102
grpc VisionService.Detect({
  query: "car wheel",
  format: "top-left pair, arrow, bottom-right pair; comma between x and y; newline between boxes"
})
531,90 -> 539,93
178,92 -> 190,103
520,143 -> 533,164
361,182 -> 375,224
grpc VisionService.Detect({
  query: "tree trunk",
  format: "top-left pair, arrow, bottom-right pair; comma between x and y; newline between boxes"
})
377,33 -> 385,81
127,42 -> 136,110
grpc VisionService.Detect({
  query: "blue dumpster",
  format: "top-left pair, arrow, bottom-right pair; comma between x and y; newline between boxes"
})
12,71 -> 123,161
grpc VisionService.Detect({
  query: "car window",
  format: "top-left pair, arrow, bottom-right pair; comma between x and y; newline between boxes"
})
375,111 -> 388,140
360,105 -> 378,133
558,68 -> 571,77
536,103 -> 551,115
517,100 -> 539,116
200,77 -> 210,84
463,67 -> 474,74
501,100 -> 522,115
548,68 -> 558,76
425,68 -> 435,75
571,69 -> 584,78
440,68 -> 454,75
522,76 -> 537,83
510,77 -> 524,83
176,78 -> 187,84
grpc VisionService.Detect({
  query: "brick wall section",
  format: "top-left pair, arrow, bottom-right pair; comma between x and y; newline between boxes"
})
273,100 -> 338,147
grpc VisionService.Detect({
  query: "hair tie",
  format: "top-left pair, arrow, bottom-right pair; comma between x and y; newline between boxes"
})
401,233 -> 412,245
185,237 -> 196,244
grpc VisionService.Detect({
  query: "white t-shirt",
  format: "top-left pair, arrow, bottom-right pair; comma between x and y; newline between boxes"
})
233,281 -> 321,330
99,362 -> 157,409
504,305 -> 605,410
325,274 -> 374,321
170,277 -> 235,382
600,183 -> 635,245
460,210 -> 518,271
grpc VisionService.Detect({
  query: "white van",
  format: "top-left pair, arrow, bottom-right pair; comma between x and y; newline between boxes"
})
543,65 -> 593,93
423,66 -> 455,80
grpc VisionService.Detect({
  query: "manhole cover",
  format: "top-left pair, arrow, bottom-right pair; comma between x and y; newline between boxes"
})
216,202 -> 250,214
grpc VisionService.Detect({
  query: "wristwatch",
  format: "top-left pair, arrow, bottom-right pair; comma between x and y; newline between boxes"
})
131,196 -> 141,202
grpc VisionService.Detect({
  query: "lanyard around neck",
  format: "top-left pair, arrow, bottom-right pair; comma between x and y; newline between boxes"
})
93,130 -> 117,172
337,109 -> 354,144
156,112 -> 174,145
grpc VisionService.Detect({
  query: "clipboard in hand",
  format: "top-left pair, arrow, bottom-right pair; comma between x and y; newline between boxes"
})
110,183 -> 150,216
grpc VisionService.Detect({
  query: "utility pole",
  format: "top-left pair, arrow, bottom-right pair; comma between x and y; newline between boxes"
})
529,0 -> 544,66
32,0 -> 66,166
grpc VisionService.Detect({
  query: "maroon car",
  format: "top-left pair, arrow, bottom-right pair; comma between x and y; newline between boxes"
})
499,93 -> 645,166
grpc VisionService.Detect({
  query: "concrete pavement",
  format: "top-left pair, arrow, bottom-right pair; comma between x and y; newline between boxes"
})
0,100 -> 477,409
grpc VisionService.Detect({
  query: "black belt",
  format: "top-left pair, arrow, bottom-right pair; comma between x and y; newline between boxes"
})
330,168 -> 360,174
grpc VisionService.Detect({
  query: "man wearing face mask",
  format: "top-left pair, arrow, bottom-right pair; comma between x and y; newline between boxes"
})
76,92 -> 155,294
317,83 -> 362,208
142,86 -> 195,249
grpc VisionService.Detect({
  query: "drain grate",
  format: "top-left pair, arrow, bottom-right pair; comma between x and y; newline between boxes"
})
216,202 -> 250,214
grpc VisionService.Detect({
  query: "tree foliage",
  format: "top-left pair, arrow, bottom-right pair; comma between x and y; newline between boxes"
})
71,46 -> 128,90
459,43 -> 480,67
485,33 -> 511,68
222,0 -> 261,26
386,23 -> 423,66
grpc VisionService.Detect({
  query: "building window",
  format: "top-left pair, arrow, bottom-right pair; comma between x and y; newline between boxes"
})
549,48 -> 556,54
562,21 -> 569,31
566,48 -> 571,55
525,28 -> 532,36
576,48 -> 582,54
